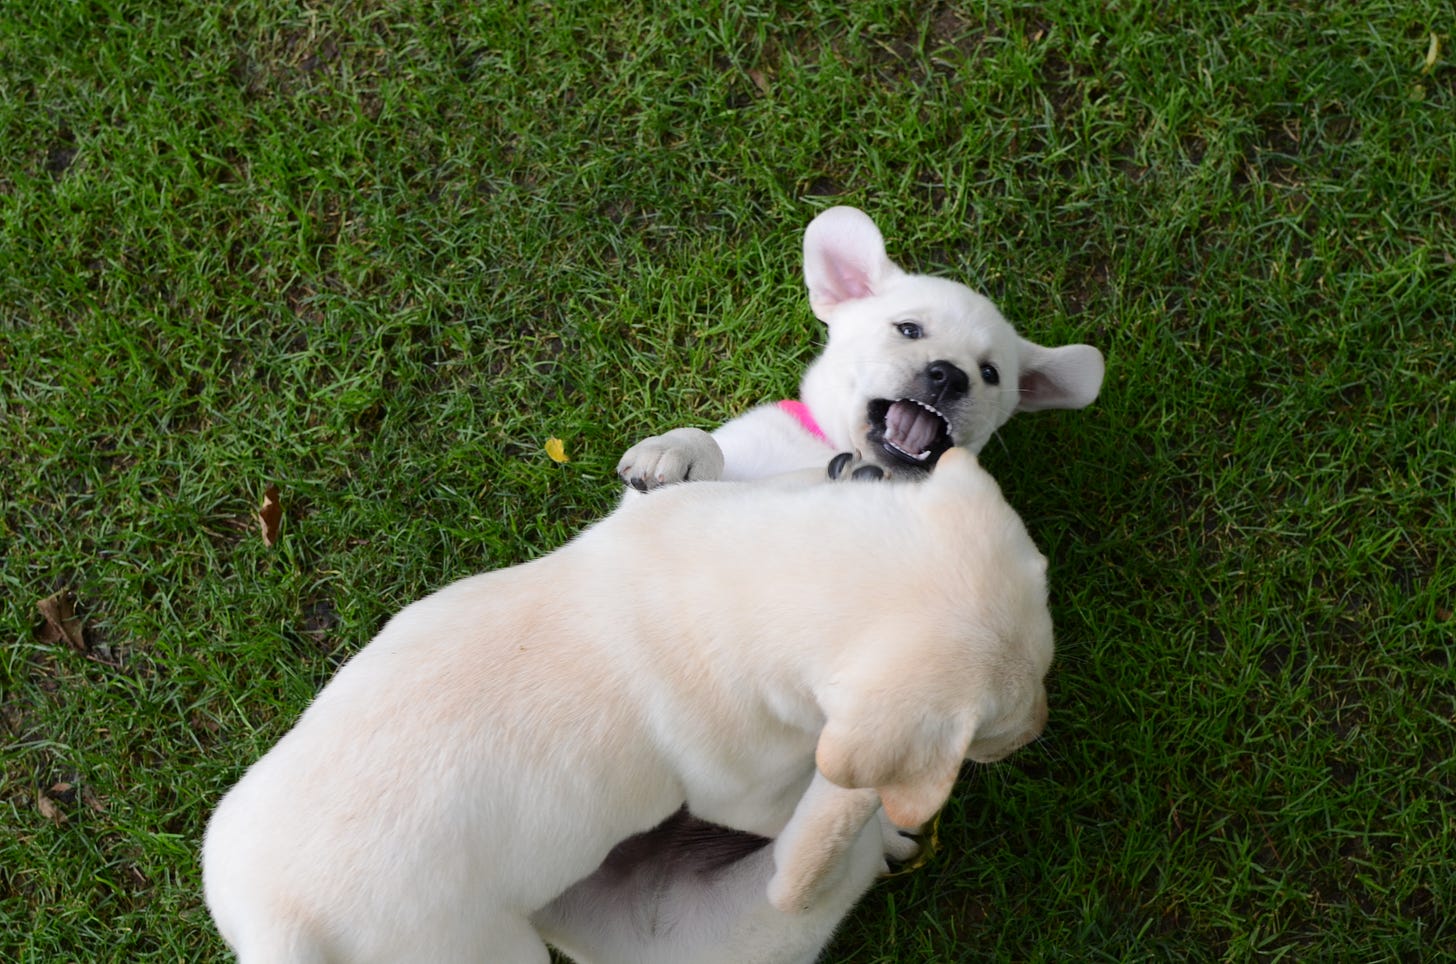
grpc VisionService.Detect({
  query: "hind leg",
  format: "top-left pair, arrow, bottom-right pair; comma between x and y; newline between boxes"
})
765,774 -> 884,914
535,799 -> 908,964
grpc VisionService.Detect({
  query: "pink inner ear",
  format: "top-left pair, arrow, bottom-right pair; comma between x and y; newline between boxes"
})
810,257 -> 876,315
1019,368 -> 1051,400
1016,366 -> 1079,413
1015,342 -> 1105,412
830,258 -> 876,301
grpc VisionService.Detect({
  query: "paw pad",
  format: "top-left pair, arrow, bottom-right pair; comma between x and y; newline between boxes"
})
827,452 -> 888,482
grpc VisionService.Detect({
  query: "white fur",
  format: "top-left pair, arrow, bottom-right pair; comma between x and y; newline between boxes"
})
618,206 -> 1105,489
202,450 -> 1053,963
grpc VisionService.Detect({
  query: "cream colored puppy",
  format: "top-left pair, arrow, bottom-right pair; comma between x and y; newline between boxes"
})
619,206 -> 1104,488
202,449 -> 1053,964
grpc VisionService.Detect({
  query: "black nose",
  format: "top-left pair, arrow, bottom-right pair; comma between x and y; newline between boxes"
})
926,360 -> 970,400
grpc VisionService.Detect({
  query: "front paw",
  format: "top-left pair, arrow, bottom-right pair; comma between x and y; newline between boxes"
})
877,809 -> 922,866
766,779 -> 883,914
826,452 -> 890,482
617,428 -> 726,491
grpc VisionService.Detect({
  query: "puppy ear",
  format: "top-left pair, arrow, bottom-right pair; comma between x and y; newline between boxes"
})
1015,339 -> 1106,412
816,693 -> 976,829
802,207 -> 905,322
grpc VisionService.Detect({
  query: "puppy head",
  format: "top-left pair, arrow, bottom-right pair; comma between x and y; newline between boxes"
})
799,207 -> 1105,472
813,448 -> 1054,827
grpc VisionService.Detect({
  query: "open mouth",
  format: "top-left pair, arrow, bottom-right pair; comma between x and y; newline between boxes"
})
867,398 -> 954,468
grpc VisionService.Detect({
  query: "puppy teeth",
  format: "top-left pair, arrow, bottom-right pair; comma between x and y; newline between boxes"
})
880,398 -> 951,462
887,441 -> 931,461
911,399 -> 945,420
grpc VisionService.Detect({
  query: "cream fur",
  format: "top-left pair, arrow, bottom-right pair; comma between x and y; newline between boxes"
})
202,450 -> 1053,963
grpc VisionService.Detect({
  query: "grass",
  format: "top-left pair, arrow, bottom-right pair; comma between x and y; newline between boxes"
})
2,0 -> 1452,959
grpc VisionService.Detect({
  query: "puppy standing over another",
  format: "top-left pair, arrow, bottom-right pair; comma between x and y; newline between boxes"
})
574,205 -> 1098,962
202,450 -> 1054,964
618,206 -> 1105,489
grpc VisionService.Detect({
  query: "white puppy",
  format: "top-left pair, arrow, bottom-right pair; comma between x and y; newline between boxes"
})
202,450 -> 1053,964
618,206 -> 1105,489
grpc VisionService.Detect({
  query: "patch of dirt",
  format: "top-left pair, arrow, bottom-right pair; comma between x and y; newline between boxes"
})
299,596 -> 340,650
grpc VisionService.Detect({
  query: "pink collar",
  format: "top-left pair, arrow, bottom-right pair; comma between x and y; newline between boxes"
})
777,399 -> 831,445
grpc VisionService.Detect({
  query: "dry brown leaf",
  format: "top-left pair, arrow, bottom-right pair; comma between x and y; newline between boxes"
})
36,792 -> 66,826
36,589 -> 86,651
81,784 -> 107,813
258,483 -> 282,547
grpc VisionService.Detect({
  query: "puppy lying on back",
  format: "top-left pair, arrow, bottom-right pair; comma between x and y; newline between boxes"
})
203,450 -> 1054,964
619,206 -> 1104,489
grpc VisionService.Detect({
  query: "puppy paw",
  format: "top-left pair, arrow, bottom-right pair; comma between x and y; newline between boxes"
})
877,810 -> 922,865
618,428 -> 725,490
768,780 -> 883,914
826,452 -> 889,482
875,807 -> 944,879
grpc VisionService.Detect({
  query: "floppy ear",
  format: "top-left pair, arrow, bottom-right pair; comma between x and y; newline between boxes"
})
815,690 -> 976,829
802,207 -> 905,322
1016,339 -> 1106,412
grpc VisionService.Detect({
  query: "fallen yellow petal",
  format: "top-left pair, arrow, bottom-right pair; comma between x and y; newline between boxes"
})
880,806 -> 943,879
1423,33 -> 1440,74
545,437 -> 570,463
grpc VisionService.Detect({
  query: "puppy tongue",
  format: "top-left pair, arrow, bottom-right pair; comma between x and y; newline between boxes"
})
886,400 -> 939,458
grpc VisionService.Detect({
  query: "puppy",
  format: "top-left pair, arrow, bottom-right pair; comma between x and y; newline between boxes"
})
202,450 -> 1053,964
618,206 -> 1105,489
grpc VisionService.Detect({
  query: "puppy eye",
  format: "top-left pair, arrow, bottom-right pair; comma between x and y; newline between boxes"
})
979,363 -> 1000,385
895,322 -> 924,340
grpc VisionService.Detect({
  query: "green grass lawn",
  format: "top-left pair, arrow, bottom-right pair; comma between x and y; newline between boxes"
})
3,1 -> 1452,960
